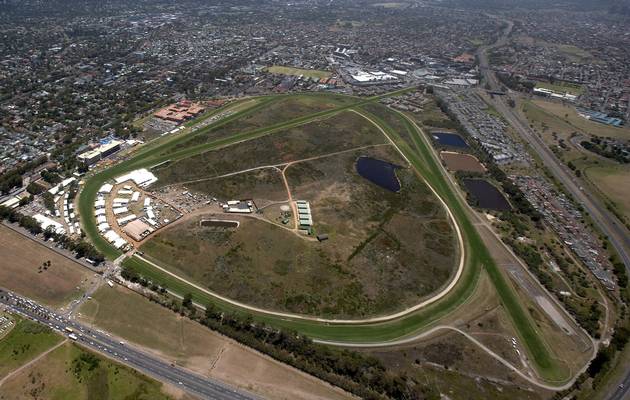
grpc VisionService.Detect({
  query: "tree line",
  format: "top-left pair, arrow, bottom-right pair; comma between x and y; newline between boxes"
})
0,205 -> 104,264
121,266 -> 440,400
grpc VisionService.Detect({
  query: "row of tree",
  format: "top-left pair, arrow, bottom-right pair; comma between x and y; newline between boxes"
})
0,205 -> 104,264
121,266 -> 440,400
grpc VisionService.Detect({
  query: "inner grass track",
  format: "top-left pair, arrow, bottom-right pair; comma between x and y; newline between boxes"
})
78,90 -> 567,383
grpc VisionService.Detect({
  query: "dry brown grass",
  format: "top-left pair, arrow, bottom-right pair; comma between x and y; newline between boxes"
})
78,285 -> 353,400
0,225 -> 92,308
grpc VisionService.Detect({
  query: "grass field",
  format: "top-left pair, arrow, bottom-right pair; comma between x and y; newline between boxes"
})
526,99 -> 630,140
78,285 -> 353,400
534,81 -> 584,96
0,316 -> 63,379
0,225 -> 93,308
266,65 -> 332,80
585,164 -> 630,223
79,90 -> 567,383
0,341 -> 178,400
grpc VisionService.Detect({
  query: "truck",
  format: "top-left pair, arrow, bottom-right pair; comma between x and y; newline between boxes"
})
68,333 -> 78,340
65,327 -> 74,334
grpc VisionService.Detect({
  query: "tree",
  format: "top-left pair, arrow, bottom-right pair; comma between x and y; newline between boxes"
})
182,293 -> 193,309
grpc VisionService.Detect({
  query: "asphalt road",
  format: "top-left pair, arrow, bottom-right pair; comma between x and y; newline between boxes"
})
476,18 -> 630,400
0,289 -> 258,400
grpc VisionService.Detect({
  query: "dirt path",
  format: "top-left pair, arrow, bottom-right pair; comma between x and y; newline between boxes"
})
161,143 -> 390,189
0,339 -> 68,388
318,324 -> 574,390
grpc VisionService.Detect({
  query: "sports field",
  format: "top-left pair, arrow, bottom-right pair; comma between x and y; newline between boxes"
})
525,99 -> 630,141
266,65 -> 332,80
534,81 -> 584,96
78,90 -> 570,384
585,164 -> 630,223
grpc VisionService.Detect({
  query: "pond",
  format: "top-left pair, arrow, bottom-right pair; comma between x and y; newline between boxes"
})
432,132 -> 469,148
462,179 -> 511,211
356,156 -> 401,192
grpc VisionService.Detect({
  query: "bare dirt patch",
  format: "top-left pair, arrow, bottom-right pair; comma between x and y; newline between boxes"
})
440,151 -> 487,173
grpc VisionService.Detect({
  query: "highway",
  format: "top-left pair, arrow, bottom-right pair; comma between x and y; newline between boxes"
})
476,17 -> 630,400
0,289 -> 258,400
477,20 -> 630,270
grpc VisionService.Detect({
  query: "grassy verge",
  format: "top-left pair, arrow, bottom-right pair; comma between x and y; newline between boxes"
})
0,341 -> 173,399
0,316 -> 63,379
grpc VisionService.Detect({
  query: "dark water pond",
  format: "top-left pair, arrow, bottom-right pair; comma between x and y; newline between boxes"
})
356,156 -> 401,192
462,179 -> 511,211
432,132 -> 469,148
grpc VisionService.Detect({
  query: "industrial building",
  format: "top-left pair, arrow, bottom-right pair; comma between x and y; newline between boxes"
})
223,200 -> 253,213
296,200 -> 313,228
77,140 -> 122,166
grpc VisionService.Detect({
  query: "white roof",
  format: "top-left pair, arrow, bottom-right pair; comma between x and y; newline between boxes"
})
117,214 -> 137,225
146,209 -> 155,220
94,199 -> 106,208
113,207 -> 129,215
131,192 -> 140,202
143,197 -> 151,207
96,215 -> 107,224
98,183 -> 113,194
103,230 -> 120,242
115,168 -> 158,188
113,238 -> 128,249
33,214 -> 66,235
95,208 -> 106,216
61,177 -> 76,187
113,198 -> 129,204
1,197 -> 20,209
98,223 -> 110,232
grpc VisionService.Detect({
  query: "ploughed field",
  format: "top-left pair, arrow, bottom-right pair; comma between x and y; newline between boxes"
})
141,97 -> 459,318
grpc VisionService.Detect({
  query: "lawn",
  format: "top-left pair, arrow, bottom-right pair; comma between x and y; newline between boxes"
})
266,65 -> 332,80
535,81 -> 584,96
0,225 -> 93,308
0,316 -> 63,379
529,99 -> 630,140
0,342 -> 176,400
585,164 -> 630,223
